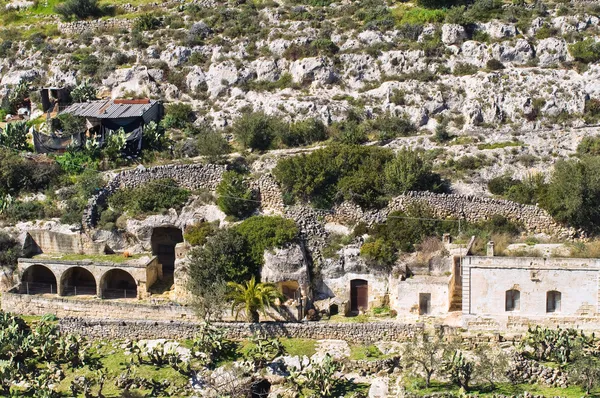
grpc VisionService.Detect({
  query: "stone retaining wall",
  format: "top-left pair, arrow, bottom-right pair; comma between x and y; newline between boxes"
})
327,192 -> 575,238
2,292 -> 195,320
83,164 -> 226,231
58,318 -> 424,342
58,19 -> 133,35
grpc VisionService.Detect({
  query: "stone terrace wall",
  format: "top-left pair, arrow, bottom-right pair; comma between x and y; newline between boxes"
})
59,318 -> 424,343
2,292 -> 195,320
327,192 -> 575,238
58,19 -> 133,35
83,164 -> 226,231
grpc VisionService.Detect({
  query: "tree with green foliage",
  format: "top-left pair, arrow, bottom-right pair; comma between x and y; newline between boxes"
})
227,276 -> 283,322
359,238 -> 396,270
0,121 -> 30,151
232,112 -> 283,151
162,103 -> 194,129
541,157 -> 600,231
569,354 -> 600,395
216,171 -> 257,219
0,148 -> 62,196
403,331 -> 456,388
234,216 -> 298,267
52,113 -> 86,136
184,221 -> 219,246
473,344 -> 509,389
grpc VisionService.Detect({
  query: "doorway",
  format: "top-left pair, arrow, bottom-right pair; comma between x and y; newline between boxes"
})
350,279 -> 368,313
151,227 -> 183,275
419,293 -> 431,315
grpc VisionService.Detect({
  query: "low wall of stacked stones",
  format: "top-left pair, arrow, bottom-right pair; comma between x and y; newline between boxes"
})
82,164 -> 226,231
59,318 -> 425,343
2,292 -> 195,320
58,19 -> 133,35
328,192 -> 574,238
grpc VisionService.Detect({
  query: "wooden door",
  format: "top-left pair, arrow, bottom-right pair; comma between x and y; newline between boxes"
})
350,279 -> 368,312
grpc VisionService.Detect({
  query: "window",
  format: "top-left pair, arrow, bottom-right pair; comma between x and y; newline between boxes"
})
547,291 -> 561,313
505,289 -> 520,312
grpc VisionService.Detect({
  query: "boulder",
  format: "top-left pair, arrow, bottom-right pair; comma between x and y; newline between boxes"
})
0,69 -> 39,86
186,65 -> 206,93
478,20 -> 517,39
205,61 -> 239,98
159,45 -> 192,67
289,57 -> 335,85
251,58 -> 281,82
442,24 -> 467,45
536,38 -> 570,67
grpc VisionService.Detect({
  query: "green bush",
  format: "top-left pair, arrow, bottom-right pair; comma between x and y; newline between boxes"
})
360,238 -> 396,269
108,178 -> 190,216
232,112 -> 283,150
394,6 -> 446,24
583,98 -> 600,125
279,118 -> 328,147
541,156 -> 600,230
1,200 -> 55,223
52,113 -> 86,135
487,175 -> 519,195
453,62 -> 479,76
55,0 -> 103,20
216,171 -> 258,219
134,14 -> 162,31
367,115 -> 416,141
0,149 -> 62,196
384,148 -> 445,195
184,221 -> 219,246
0,231 -> 21,270
234,216 -> 298,267
196,130 -> 231,163
577,136 -> 600,157
162,103 -> 194,129
486,59 -> 505,70
569,38 -> 600,64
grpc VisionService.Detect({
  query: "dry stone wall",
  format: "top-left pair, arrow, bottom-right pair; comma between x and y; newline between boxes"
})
58,19 -> 133,35
326,192 -> 575,238
83,164 -> 226,231
59,318 -> 425,343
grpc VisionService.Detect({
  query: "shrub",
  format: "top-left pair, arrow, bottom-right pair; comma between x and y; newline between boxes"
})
453,62 -> 479,76
360,238 -> 396,269
279,118 -> 328,147
486,58 -> 505,70
577,136 -> 600,157
0,149 -> 62,196
583,98 -> 600,125
184,221 -> 219,246
384,148 -> 445,195
487,175 -> 519,195
1,200 -> 53,222
196,130 -> 231,163
215,171 -> 258,219
232,112 -> 283,150
134,14 -> 162,31
0,231 -> 21,270
108,178 -> 190,216
52,113 -> 86,135
162,103 -> 194,129
569,38 -> 600,64
394,6 -> 446,24
55,0 -> 104,21
234,216 -> 298,267
368,115 -> 416,141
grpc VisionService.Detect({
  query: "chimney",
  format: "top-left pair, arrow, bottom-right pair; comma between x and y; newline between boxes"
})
487,241 -> 495,257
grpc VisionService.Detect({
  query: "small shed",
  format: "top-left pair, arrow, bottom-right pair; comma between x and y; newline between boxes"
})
60,99 -> 163,155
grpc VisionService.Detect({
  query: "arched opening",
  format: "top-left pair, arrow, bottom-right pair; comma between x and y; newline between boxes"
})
505,289 -> 520,312
101,269 -> 137,299
151,226 -> 183,275
61,267 -> 97,296
547,290 -> 561,313
20,265 -> 57,295
278,280 -> 300,302
350,279 -> 368,313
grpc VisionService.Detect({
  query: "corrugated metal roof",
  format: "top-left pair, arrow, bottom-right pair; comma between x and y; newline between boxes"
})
60,99 -> 159,119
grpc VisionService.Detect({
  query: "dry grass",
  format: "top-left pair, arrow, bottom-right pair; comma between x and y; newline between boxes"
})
568,240 -> 600,258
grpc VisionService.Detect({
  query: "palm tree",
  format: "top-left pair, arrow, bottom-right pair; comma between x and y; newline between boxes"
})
227,277 -> 283,323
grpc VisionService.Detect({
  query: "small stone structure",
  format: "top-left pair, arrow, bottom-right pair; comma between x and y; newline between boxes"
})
58,318 -> 425,342
23,230 -> 107,256
14,257 -> 161,299
462,255 -> 600,330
